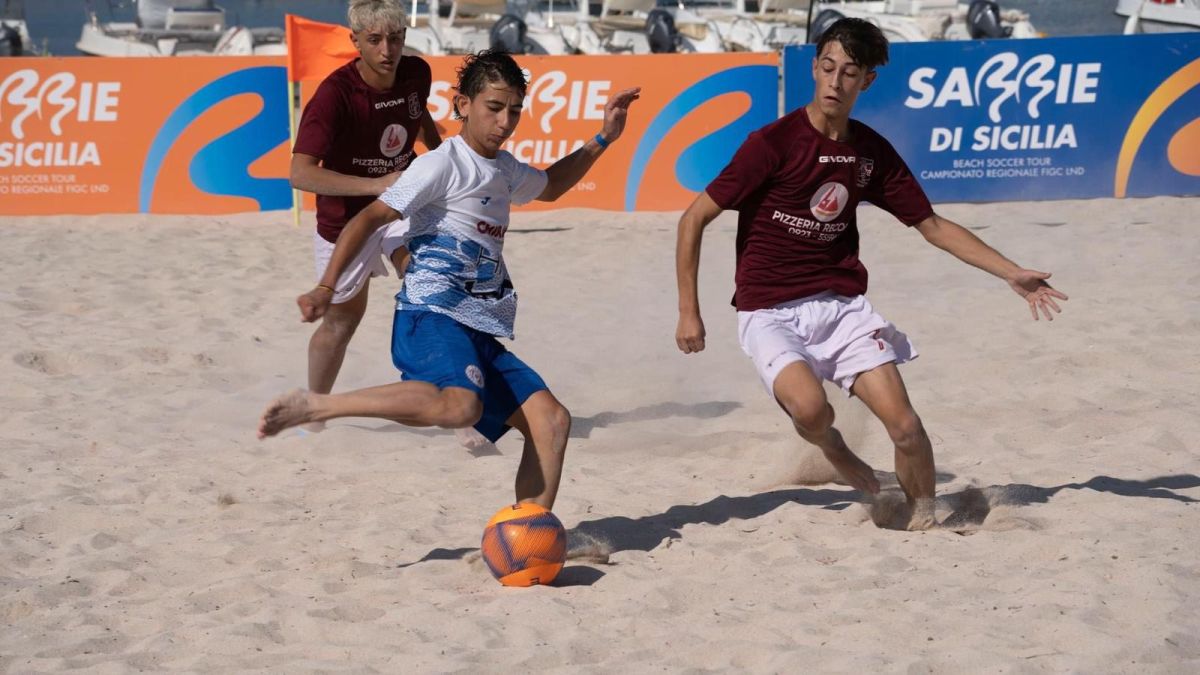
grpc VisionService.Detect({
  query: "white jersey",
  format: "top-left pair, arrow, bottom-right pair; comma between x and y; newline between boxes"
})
379,136 -> 548,338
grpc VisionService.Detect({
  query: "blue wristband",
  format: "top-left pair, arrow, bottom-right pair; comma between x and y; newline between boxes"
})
593,133 -> 610,149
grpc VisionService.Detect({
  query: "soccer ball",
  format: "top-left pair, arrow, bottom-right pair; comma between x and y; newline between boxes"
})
480,502 -> 567,587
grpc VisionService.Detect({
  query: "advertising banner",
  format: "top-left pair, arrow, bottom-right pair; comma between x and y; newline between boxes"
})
783,34 -> 1200,202
302,52 -> 780,212
0,57 -> 291,215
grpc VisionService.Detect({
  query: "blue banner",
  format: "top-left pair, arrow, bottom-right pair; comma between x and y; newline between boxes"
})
784,34 -> 1200,202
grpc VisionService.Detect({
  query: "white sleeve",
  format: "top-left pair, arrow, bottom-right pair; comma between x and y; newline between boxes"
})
379,151 -> 453,218
508,159 -> 548,206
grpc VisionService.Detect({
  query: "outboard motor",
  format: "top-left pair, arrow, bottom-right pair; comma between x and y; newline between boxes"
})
490,14 -> 530,54
807,9 -> 845,44
0,24 -> 21,57
967,0 -> 1012,39
645,8 -> 679,54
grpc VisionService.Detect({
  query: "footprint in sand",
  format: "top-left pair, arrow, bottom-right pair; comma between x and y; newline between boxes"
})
307,604 -> 386,622
13,350 -> 129,375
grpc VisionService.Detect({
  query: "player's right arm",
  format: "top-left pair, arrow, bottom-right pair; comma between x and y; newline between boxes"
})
675,191 -> 724,354
299,199 -> 403,322
290,153 -> 399,197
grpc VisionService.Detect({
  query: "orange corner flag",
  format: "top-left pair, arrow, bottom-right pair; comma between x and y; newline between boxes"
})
285,14 -> 359,83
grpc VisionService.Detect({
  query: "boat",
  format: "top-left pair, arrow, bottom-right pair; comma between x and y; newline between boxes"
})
746,0 -> 1039,45
76,0 -> 287,56
1117,0 -> 1200,33
0,0 -> 38,55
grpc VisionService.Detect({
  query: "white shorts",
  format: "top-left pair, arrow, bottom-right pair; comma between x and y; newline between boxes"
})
313,222 -> 410,304
737,292 -> 917,396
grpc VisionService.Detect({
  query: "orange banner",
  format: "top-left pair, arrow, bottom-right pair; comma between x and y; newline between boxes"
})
0,57 -> 291,215
3,53 -> 778,216
301,52 -> 780,212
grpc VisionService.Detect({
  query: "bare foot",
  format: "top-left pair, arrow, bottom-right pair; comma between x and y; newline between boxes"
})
258,389 -> 317,439
301,421 -> 326,433
454,426 -> 493,451
906,497 -> 937,531
822,445 -> 881,495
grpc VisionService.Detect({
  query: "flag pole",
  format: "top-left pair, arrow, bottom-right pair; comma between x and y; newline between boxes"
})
288,79 -> 302,227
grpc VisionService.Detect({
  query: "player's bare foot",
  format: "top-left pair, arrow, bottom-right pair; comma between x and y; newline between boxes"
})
822,445 -> 881,494
301,421 -> 326,433
258,389 -> 318,439
906,497 -> 937,530
454,426 -> 493,451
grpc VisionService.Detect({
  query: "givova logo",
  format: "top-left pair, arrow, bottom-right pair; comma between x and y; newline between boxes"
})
625,65 -> 778,211
1115,56 -> 1200,198
139,66 -> 290,212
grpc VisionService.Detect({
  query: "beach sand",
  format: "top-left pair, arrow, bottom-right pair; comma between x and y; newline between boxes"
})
2,197 -> 1198,672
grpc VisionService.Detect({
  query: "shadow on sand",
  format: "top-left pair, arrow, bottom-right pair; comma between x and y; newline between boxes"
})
395,475 -> 1199,580
872,473 -> 1200,532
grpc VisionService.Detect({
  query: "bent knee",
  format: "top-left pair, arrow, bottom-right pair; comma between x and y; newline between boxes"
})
526,396 -> 572,447
784,400 -> 833,435
545,401 -> 571,442
887,412 -> 926,450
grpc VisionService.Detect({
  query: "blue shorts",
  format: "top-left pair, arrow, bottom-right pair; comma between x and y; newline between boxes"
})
390,309 -> 547,442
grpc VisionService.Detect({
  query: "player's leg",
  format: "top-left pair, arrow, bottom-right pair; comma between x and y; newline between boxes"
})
257,381 -> 482,438
506,391 -> 571,509
470,340 -> 567,509
308,277 -> 369,395
849,363 -> 935,503
740,306 -> 880,494
262,310 -> 489,438
308,228 -> 393,397
773,361 -> 880,495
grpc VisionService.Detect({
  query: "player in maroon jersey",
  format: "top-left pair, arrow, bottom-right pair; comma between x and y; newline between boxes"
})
291,0 -> 441,424
674,18 -> 1067,529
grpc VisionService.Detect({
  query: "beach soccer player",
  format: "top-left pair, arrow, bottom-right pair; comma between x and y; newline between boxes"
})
291,0 -> 441,412
674,18 -> 1068,529
259,50 -> 641,509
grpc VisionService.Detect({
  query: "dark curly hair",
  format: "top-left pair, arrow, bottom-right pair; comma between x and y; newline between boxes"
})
453,49 -> 528,120
815,18 -> 889,71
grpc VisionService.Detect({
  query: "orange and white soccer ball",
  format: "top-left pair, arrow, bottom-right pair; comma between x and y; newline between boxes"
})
480,503 -> 567,587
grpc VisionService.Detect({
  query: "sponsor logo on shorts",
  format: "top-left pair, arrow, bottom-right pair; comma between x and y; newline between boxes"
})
380,124 -> 408,158
810,182 -> 848,222
465,364 -> 484,388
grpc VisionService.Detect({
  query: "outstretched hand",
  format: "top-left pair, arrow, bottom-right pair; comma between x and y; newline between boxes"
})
600,87 -> 642,145
1008,269 -> 1068,321
297,286 -> 334,323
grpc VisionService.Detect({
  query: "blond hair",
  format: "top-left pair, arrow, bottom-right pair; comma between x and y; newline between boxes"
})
347,0 -> 407,33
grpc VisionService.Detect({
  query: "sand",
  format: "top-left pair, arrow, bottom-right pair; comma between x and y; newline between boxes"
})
2,197 -> 1198,672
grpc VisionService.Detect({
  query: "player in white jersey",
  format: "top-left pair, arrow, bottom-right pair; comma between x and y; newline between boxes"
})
258,50 -> 640,510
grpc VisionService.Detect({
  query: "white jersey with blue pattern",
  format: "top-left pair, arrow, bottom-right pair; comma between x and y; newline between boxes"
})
378,136 -> 548,338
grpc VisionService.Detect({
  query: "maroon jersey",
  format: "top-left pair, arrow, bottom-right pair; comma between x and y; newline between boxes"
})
294,57 -> 432,243
706,108 -> 933,312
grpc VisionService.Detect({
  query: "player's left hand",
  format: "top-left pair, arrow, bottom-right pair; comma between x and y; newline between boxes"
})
1007,269 -> 1068,321
298,286 -> 334,323
599,87 -> 642,145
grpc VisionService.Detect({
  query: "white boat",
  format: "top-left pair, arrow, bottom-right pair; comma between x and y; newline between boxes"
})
429,0 -> 575,54
1,0 -> 38,56
76,0 -> 287,56
1117,0 -> 1200,33
561,0 -> 727,54
725,0 -> 1038,50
